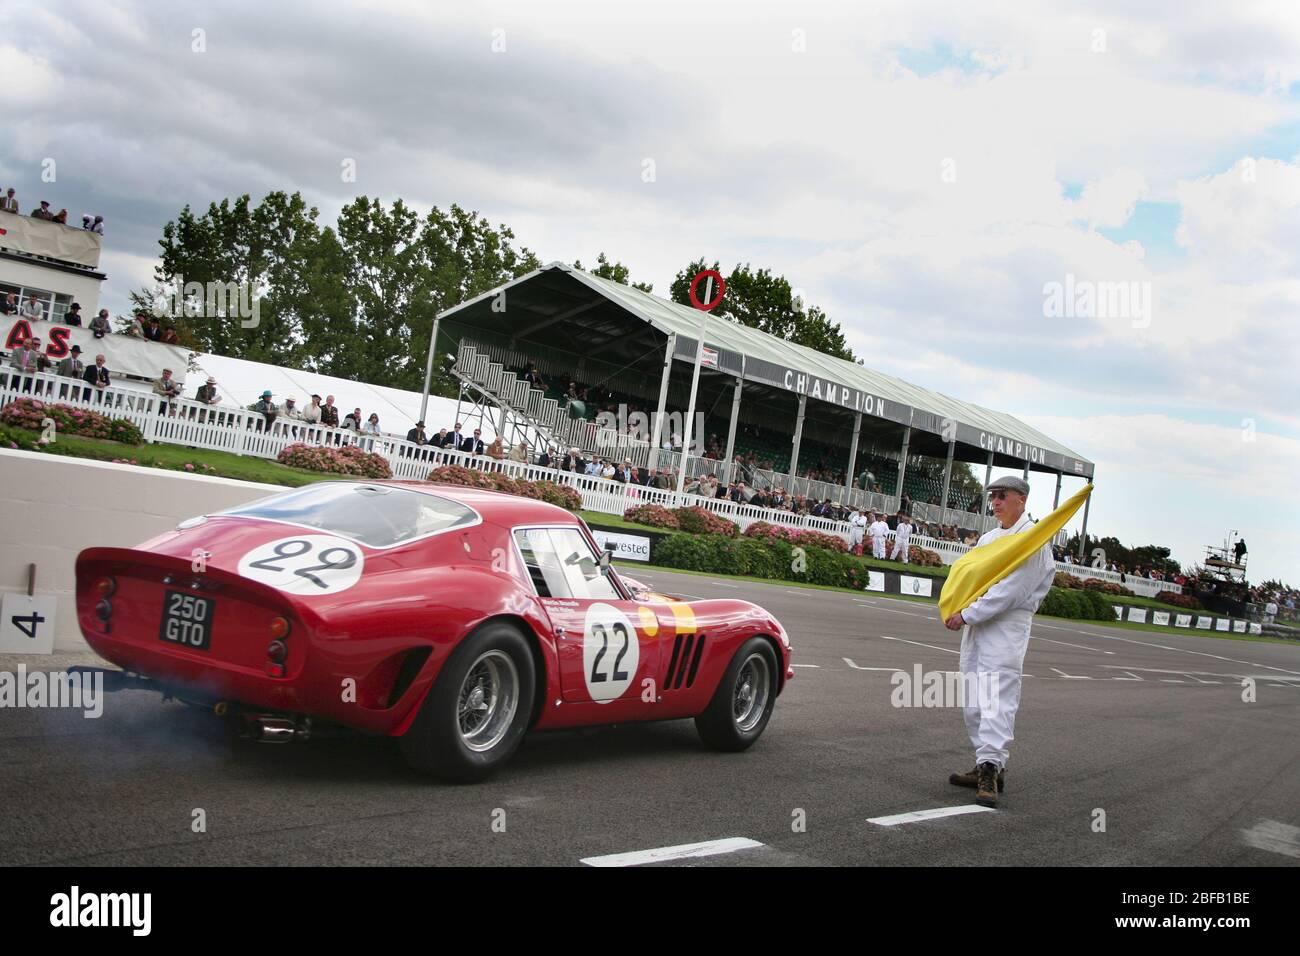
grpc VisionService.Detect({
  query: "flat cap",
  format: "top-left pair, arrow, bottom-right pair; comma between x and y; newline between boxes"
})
987,475 -> 1030,496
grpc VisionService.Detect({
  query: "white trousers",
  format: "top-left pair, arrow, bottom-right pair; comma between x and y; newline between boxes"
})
849,529 -> 864,549
959,613 -> 1031,769
895,535 -> 910,562
872,536 -> 887,559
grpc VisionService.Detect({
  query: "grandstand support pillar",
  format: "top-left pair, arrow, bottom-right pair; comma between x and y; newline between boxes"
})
895,426 -> 911,511
982,450 -> 993,493
1053,471 -> 1062,509
940,439 -> 955,516
844,411 -> 863,498
648,332 -> 677,472
788,394 -> 808,480
419,316 -> 442,426
1077,483 -> 1092,561
724,375 -> 743,483
1023,461 -> 1029,481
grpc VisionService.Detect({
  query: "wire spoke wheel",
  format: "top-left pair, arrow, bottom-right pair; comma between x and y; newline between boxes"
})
732,653 -> 771,733
456,650 -> 519,752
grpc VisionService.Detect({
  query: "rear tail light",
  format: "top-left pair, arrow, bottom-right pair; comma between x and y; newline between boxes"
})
95,577 -> 116,598
94,599 -> 112,621
269,616 -> 290,640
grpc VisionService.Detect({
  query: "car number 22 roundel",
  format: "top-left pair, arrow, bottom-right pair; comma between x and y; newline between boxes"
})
237,534 -> 365,595
582,603 -> 640,703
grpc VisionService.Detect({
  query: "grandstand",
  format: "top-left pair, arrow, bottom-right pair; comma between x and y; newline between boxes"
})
432,262 -> 1097,551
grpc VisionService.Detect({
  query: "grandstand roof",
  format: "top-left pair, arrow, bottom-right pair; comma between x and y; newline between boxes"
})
438,262 -> 1094,477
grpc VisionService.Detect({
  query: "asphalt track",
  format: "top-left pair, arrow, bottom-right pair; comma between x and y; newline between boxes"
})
2,566 -> 1298,867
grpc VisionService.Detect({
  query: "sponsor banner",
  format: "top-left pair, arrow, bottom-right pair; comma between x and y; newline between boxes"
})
1152,611 -> 1170,626
1196,616 -> 1212,630
1249,623 -> 1262,635
1113,605 -> 1123,620
1126,607 -> 1147,623
864,571 -> 886,592
1215,618 -> 1229,631
701,347 -> 718,368
1232,620 -> 1247,633
1175,614 -> 1192,628
3,317 -> 190,385
900,575 -> 932,598
591,530 -> 651,563
0,210 -> 101,268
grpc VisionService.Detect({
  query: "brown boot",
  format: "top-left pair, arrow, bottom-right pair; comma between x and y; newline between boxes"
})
949,765 -> 1005,792
975,762 -> 1000,807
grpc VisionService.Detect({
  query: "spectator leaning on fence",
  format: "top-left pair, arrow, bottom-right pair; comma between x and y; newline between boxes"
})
0,187 -> 16,213
21,295 -> 45,321
153,368 -> 181,413
320,395 -> 339,427
251,390 -> 278,430
195,377 -> 221,406
89,309 -> 112,338
302,394 -> 322,425
57,344 -> 84,379
64,302 -> 83,326
82,353 -> 110,397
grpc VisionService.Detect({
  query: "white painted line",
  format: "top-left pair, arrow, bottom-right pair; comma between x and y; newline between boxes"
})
1047,627 -> 1300,677
1115,672 -> 1144,681
868,805 -> 995,826
866,606 -> 925,617
842,658 -> 902,672
1030,635 -> 1114,654
1241,820 -> 1300,859
1160,679 -> 1185,683
581,837 -> 763,867
880,635 -> 959,655
708,581 -> 740,588
791,663 -> 820,668
1050,667 -> 1091,679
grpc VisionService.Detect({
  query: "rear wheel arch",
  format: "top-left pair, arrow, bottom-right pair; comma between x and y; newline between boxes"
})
472,613 -> 551,728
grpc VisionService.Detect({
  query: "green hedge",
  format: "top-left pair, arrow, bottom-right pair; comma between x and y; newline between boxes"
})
1039,586 -> 1113,621
654,532 -> 869,589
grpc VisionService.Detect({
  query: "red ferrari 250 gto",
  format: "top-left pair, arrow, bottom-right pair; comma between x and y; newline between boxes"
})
75,481 -> 793,780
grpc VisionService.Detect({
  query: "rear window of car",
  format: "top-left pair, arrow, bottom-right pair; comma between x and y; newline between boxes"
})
216,482 -> 477,548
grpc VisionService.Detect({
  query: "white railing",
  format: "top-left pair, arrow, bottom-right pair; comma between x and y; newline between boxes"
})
0,367 -> 1111,577
1053,561 -> 1182,596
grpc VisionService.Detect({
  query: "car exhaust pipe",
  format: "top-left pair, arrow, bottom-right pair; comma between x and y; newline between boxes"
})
247,716 -> 310,743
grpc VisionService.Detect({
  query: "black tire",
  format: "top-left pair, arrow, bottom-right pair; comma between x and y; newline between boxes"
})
400,622 -> 536,782
695,637 -> 778,752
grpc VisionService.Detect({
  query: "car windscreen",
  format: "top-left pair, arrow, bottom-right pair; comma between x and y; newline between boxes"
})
215,483 -> 477,548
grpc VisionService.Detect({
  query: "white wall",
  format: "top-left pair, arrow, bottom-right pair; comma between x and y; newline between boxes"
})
0,449 -> 280,651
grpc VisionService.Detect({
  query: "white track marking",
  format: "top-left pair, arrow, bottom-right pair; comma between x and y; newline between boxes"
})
879,635 -> 959,655
707,581 -> 740,588
1049,667 -> 1091,679
842,658 -> 903,672
791,663 -> 820,668
1241,820 -> 1300,859
1041,626 -> 1300,677
868,806 -> 995,826
1160,679 -> 1185,683
863,605 -> 926,618
1114,672 -> 1144,681
1029,636 -> 1115,655
581,837 -> 763,867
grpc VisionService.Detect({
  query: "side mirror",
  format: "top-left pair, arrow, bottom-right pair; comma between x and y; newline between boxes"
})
598,548 -> 613,572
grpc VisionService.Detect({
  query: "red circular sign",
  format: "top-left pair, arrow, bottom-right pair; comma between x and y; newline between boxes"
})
688,270 -> 726,311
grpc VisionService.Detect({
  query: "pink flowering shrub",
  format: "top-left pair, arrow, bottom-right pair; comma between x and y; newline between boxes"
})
670,505 -> 739,538
425,465 -> 582,511
278,442 -> 392,478
744,520 -> 847,553
1,398 -> 143,444
623,503 -> 680,530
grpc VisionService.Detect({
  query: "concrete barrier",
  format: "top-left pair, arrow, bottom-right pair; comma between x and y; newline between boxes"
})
0,449 -> 280,651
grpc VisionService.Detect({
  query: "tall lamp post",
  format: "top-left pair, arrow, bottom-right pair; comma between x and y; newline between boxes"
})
675,271 -> 725,497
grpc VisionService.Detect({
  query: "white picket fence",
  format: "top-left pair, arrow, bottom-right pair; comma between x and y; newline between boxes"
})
3,367 -> 1167,589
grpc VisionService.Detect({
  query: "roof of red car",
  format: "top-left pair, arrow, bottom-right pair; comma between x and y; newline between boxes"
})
380,480 -> 582,525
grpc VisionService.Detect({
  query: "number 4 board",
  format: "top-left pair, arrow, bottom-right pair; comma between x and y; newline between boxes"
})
1,593 -> 58,654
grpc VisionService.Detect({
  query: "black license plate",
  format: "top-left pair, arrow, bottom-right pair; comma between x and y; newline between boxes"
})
159,590 -> 215,651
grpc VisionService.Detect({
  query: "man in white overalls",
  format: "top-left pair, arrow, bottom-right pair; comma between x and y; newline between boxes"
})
868,514 -> 890,559
848,510 -> 868,553
942,475 -> 1055,807
894,513 -> 913,564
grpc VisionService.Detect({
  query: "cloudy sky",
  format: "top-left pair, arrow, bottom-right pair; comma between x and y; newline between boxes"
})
3,0 -> 1298,581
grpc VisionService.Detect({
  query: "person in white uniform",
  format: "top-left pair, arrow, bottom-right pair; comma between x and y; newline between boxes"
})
942,475 -> 1055,807
848,510 -> 868,552
894,514 -> 913,563
868,514 -> 890,559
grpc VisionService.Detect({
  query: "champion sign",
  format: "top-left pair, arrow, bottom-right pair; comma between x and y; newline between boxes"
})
781,369 -> 886,416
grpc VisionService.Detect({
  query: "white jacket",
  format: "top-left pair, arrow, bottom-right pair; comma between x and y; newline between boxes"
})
960,513 -> 1056,630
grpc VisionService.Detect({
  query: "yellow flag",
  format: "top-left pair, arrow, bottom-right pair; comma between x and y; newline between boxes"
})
938,484 -> 1094,620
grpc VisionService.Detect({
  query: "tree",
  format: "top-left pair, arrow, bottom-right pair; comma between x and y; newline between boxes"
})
146,192 -> 330,369
573,252 -> 653,292
668,259 -> 855,361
